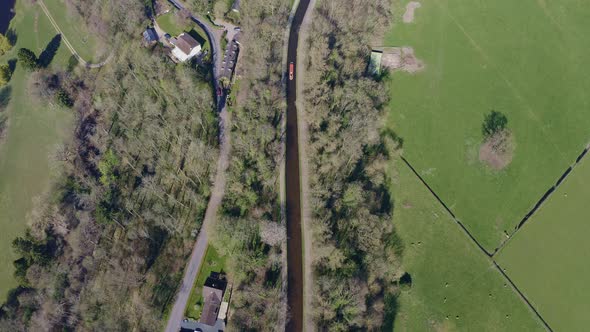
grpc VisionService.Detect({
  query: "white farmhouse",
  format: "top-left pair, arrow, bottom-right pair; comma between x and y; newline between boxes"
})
171,33 -> 201,62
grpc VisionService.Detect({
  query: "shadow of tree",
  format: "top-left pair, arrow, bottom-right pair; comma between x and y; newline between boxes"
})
7,58 -> 17,76
381,292 -> 399,331
38,34 -> 62,68
5,28 -> 17,45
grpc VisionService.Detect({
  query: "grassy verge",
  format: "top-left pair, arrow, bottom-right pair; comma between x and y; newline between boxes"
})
183,245 -> 227,320
496,155 -> 590,331
389,163 -> 544,331
0,1 -> 73,300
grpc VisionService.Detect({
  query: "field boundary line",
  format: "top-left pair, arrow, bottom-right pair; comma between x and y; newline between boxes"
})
492,143 -> 590,256
492,261 -> 553,331
400,156 -> 492,257
401,157 -> 553,331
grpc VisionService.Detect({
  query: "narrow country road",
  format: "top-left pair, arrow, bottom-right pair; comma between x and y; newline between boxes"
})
163,1 -> 232,331
285,0 -> 311,330
37,0 -> 111,68
164,105 -> 230,332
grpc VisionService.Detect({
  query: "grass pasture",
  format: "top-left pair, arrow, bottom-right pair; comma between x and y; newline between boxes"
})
0,0 -> 73,300
42,0 -> 105,63
385,0 -> 590,250
496,155 -> 590,331
391,164 -> 544,331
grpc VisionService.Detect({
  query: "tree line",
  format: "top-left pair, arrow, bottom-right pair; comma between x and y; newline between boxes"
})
208,0 -> 292,329
0,2 -> 221,329
302,0 -> 405,329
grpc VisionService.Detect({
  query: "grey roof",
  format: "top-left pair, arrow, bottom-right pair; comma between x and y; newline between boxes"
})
174,33 -> 200,55
180,319 -> 225,332
200,290 -> 222,326
143,28 -> 158,42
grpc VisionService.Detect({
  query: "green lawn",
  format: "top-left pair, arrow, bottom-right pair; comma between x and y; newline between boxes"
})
385,0 -> 590,250
496,155 -> 590,331
184,245 -> 227,320
390,164 -> 545,331
42,0 -> 105,63
0,1 -> 73,301
156,11 -> 209,53
157,11 -> 186,37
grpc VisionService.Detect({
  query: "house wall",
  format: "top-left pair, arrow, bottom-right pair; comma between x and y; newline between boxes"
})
172,45 -> 201,62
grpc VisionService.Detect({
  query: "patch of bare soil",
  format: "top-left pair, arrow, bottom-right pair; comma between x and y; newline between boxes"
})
403,1 -> 421,23
381,47 -> 425,73
479,129 -> 515,170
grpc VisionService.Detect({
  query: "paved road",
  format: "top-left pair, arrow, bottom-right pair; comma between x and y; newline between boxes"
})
163,2 -> 232,331
164,106 -> 230,332
285,0 -> 311,330
38,0 -> 111,68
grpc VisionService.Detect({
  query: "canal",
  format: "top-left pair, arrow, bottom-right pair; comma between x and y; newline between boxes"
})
285,0 -> 311,330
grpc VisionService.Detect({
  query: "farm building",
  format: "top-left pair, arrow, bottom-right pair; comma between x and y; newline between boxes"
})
369,50 -> 383,75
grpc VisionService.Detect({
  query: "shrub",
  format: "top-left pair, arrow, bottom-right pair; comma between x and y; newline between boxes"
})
56,89 -> 74,108
0,33 -> 12,56
17,48 -> 39,71
482,110 -> 508,137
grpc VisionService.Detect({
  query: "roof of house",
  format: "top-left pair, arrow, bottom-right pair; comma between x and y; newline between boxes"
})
180,318 -> 225,332
174,33 -> 200,55
200,291 -> 222,326
143,28 -> 158,42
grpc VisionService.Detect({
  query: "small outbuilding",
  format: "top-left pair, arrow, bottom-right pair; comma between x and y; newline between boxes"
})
143,28 -> 158,44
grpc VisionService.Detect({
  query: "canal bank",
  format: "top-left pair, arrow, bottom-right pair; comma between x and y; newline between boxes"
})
285,0 -> 311,330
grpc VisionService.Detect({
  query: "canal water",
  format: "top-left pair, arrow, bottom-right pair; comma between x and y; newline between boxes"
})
0,0 -> 16,34
285,0 -> 311,330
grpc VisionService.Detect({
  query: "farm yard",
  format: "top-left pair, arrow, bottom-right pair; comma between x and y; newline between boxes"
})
390,165 -> 545,331
496,155 -> 590,332
385,0 -> 590,251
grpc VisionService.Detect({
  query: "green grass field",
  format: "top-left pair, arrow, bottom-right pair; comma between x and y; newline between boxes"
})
385,0 -> 590,250
42,0 -> 105,63
157,12 -> 186,37
496,156 -> 590,331
184,245 -> 227,320
391,164 -> 544,331
0,1 -> 73,301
